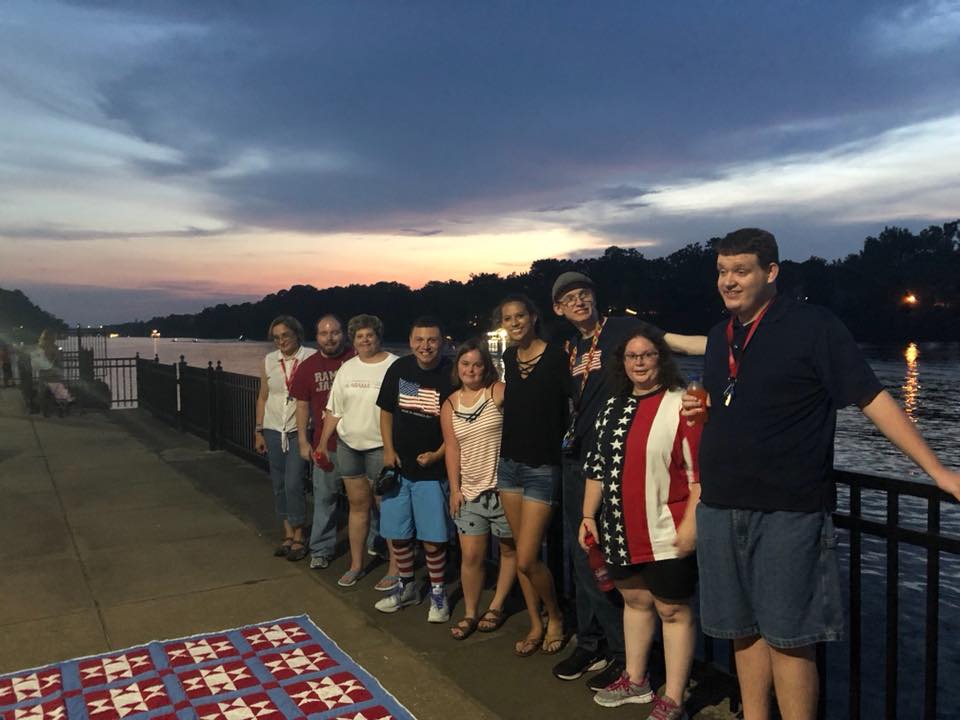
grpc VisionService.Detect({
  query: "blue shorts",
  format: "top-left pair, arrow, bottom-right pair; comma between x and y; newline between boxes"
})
455,490 -> 512,538
378,475 -> 454,543
497,457 -> 560,506
337,442 -> 383,481
696,505 -> 844,649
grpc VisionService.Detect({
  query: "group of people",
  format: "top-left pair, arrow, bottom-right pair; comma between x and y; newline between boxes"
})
253,228 -> 960,720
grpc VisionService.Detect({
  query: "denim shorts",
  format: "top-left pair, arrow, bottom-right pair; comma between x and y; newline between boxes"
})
454,490 -> 512,538
497,457 -> 560,506
696,504 -> 844,649
337,441 -> 383,482
379,475 -> 454,543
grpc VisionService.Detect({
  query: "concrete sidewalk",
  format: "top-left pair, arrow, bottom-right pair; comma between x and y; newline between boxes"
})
0,388 -> 737,719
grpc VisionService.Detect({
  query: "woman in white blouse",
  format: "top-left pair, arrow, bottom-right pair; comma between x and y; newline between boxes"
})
317,314 -> 399,588
255,315 -> 316,561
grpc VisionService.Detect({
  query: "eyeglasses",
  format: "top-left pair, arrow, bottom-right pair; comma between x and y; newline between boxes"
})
272,332 -> 294,342
558,290 -> 593,308
624,351 -> 659,363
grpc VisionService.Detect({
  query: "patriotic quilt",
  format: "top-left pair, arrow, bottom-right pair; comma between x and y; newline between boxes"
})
0,616 -> 415,720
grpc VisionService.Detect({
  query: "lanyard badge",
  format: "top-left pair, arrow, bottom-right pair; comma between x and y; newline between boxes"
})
723,300 -> 772,407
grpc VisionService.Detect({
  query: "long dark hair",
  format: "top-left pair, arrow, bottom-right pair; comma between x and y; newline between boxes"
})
608,326 -> 686,397
450,338 -> 500,390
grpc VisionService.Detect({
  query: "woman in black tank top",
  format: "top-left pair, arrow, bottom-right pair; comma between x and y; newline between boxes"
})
495,294 -> 567,657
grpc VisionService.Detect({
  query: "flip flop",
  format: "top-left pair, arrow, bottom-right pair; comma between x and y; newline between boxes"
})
450,617 -> 479,641
477,607 -> 506,633
541,628 -> 565,654
513,631 -> 545,657
375,574 -> 401,592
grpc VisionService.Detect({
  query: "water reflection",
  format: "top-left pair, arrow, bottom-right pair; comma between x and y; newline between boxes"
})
902,342 -> 920,421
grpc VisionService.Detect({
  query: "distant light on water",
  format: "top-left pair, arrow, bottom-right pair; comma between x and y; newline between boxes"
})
902,342 -> 920,421
902,292 -> 918,306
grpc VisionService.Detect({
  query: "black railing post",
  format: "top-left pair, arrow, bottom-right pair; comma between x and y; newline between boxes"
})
849,481 -> 862,720
206,361 -> 217,451
214,361 -> 224,450
177,355 -> 186,432
885,490 -> 900,719
924,496 -> 940,720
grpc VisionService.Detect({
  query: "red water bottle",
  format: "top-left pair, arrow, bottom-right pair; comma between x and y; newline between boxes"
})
313,448 -> 335,472
584,531 -> 615,592
686,376 -> 708,425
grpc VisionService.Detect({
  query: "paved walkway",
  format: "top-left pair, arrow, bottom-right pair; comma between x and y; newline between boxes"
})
0,389 -> 738,719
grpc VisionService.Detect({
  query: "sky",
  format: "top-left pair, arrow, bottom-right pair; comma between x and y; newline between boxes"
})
1,1 -> 959,325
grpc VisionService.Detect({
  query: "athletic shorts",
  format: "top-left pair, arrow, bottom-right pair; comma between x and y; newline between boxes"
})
378,474 -> 454,543
608,554 -> 698,602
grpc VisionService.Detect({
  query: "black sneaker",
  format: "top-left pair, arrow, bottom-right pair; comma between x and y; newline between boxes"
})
552,647 -> 609,681
586,659 -> 626,692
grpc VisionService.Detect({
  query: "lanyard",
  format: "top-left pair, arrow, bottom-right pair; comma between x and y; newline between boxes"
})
568,316 -> 607,404
722,299 -> 772,406
279,353 -> 301,397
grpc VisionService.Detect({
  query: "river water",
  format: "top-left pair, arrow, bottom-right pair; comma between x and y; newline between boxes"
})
110,337 -> 959,717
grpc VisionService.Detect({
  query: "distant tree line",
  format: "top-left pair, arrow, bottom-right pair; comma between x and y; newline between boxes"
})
0,288 -> 68,344
113,222 -> 960,343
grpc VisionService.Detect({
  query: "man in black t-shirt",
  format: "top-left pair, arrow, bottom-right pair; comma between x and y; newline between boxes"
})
685,228 -> 960,720
550,271 -> 705,692
375,317 -> 454,623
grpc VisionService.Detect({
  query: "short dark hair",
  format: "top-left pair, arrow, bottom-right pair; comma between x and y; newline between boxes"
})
493,294 -> 541,335
717,228 -> 779,267
316,314 -> 344,330
410,315 -> 444,336
347,314 -> 383,340
608,325 -> 686,397
450,338 -> 500,389
267,315 -> 304,342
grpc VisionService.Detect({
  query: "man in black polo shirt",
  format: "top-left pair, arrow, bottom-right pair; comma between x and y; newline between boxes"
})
688,228 -> 960,720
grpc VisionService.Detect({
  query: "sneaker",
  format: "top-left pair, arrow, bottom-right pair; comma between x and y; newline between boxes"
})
374,580 -> 420,613
649,694 -> 687,720
593,672 -> 653,707
337,568 -> 365,587
587,659 -> 626,692
552,647 -> 609,681
427,584 -> 450,623
309,556 -> 330,570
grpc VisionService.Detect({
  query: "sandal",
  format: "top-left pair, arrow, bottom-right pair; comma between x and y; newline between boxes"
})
541,622 -> 565,654
477,607 -> 506,633
513,630 -> 545,657
274,537 -> 294,557
337,568 -> 366,587
450,617 -> 479,641
286,541 -> 308,562
375,574 -> 401,592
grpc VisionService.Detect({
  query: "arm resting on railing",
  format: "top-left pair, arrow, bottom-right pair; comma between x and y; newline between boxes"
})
861,389 -> 960,500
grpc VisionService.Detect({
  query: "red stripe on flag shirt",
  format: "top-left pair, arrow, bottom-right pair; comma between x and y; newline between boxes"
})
587,389 -> 701,566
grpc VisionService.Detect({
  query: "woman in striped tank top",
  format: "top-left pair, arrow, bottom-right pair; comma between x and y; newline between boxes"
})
440,339 -> 517,640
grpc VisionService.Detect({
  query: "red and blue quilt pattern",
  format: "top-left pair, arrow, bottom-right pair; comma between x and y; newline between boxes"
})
0,616 -> 414,720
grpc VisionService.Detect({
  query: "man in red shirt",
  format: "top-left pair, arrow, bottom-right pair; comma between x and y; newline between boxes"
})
292,315 -> 355,569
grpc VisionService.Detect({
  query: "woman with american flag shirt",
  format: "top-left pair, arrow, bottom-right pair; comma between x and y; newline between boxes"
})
578,327 -> 702,720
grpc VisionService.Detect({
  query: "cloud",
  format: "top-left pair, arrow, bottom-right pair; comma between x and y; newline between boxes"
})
866,0 -> 960,55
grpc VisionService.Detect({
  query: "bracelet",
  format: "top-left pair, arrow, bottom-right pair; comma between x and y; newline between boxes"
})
582,515 -> 594,520
254,426 -> 263,433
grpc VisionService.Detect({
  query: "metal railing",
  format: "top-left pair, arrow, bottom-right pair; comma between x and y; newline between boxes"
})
832,470 -> 958,720
16,350 -> 138,412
